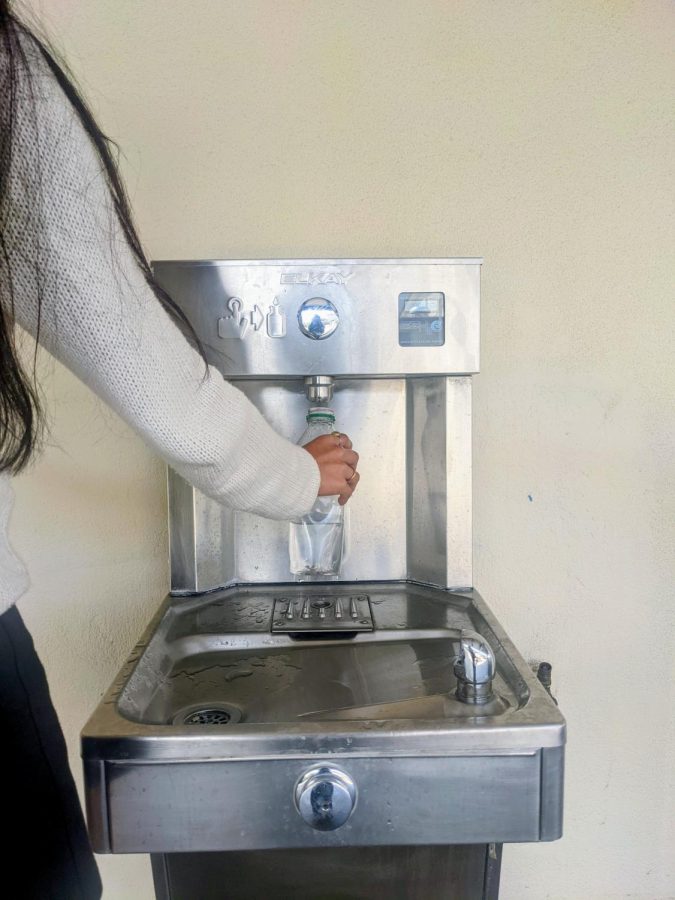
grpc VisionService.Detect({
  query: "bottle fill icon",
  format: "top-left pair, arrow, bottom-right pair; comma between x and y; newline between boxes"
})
266,298 -> 286,338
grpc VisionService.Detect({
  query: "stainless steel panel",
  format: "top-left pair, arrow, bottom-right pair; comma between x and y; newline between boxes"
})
407,377 -> 472,589
153,259 -> 481,378
407,378 -> 447,587
540,745 -> 565,841
151,844 -> 501,900
104,754 -> 540,853
445,377 -> 473,586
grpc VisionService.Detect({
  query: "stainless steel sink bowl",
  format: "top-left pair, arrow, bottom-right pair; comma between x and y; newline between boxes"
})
82,582 -> 565,854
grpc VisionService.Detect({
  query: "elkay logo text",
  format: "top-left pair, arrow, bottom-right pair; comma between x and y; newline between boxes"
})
280,271 -> 354,286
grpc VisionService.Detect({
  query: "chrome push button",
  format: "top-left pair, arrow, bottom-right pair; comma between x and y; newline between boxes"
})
294,765 -> 357,831
297,297 -> 340,340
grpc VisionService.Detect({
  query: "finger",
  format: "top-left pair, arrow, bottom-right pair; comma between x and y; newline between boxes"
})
317,433 -> 342,446
338,434 -> 353,450
340,463 -> 356,482
321,446 -> 359,470
338,471 -> 360,505
341,449 -> 359,470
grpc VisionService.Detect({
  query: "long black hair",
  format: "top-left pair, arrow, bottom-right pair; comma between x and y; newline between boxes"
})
0,0 -> 203,474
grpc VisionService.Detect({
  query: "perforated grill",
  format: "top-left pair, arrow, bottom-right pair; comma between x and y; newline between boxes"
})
172,703 -> 242,726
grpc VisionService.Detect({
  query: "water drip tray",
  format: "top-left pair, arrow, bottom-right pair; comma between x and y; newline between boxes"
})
271,595 -> 374,633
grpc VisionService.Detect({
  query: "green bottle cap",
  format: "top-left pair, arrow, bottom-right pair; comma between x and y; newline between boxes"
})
306,406 -> 335,423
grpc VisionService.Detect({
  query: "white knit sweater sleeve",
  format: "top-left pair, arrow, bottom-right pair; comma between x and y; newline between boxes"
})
7,44 -> 319,520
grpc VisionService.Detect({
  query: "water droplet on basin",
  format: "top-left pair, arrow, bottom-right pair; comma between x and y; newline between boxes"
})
225,669 -> 254,682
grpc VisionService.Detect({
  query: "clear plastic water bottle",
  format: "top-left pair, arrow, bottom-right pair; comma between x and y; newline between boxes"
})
289,407 -> 345,578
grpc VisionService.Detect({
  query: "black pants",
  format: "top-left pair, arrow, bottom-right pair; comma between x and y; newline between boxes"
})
0,605 -> 102,900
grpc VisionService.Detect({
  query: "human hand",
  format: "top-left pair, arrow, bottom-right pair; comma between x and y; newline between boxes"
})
303,432 -> 360,505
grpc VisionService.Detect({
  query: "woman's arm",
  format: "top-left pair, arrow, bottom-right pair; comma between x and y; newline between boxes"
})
6,42 -> 320,520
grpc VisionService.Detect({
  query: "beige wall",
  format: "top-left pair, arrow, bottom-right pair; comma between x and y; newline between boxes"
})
15,2 -> 675,898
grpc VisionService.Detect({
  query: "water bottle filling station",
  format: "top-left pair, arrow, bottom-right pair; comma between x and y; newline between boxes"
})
81,259 -> 565,900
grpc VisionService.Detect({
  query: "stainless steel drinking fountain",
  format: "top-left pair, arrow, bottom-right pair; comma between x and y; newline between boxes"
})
82,260 -> 565,900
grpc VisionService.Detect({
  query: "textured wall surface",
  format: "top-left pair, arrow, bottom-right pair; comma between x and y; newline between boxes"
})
14,2 -> 675,898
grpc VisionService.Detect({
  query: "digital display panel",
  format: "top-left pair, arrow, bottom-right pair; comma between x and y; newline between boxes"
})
398,292 -> 445,347
402,296 -> 443,317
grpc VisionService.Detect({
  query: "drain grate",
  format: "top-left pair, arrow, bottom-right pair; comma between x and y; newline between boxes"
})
183,708 -> 231,725
272,595 -> 374,633
172,703 -> 243,726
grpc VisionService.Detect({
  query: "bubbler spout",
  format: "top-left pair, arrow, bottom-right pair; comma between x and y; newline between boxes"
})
454,629 -> 496,704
